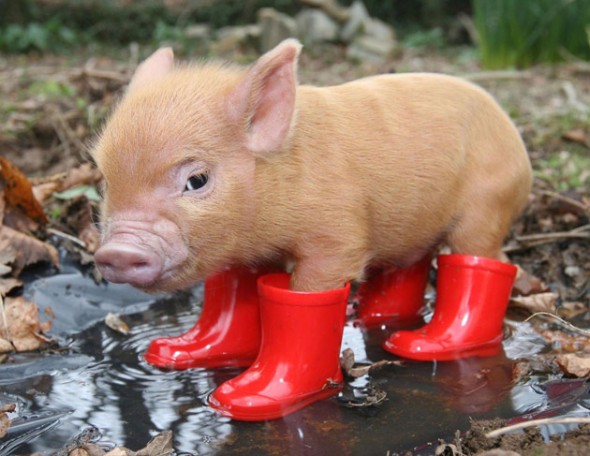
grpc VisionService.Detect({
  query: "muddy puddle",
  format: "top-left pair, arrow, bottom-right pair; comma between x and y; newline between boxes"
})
2,260 -> 589,455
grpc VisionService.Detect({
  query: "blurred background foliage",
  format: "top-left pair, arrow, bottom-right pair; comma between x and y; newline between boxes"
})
0,0 -> 589,68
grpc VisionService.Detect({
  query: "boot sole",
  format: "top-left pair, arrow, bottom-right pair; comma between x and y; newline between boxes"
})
208,384 -> 343,421
383,333 -> 504,361
144,351 -> 256,370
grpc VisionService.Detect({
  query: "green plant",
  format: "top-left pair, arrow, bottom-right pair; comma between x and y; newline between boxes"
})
535,150 -> 590,191
0,19 -> 78,53
473,0 -> 590,69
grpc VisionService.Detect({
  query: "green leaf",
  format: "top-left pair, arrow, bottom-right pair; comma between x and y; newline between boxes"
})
53,185 -> 101,202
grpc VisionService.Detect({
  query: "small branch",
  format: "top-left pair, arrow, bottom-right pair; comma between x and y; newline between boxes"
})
486,417 -> 590,439
525,311 -> 590,337
538,190 -> 590,214
47,228 -> 87,248
513,225 -> 589,244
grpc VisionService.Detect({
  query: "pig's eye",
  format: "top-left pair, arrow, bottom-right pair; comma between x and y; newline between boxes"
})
185,172 -> 209,192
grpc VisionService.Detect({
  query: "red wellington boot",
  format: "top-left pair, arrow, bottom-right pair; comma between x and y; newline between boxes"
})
355,255 -> 432,328
384,255 -> 517,361
208,273 -> 350,421
145,265 -> 268,370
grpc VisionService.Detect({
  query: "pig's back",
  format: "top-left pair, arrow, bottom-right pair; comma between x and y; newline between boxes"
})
291,73 -> 529,264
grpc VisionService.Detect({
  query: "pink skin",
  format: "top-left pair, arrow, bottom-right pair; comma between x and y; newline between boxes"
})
95,161 -> 210,290
95,218 -> 188,288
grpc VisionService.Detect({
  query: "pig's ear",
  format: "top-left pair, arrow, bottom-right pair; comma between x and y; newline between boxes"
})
127,47 -> 175,92
228,39 -> 302,155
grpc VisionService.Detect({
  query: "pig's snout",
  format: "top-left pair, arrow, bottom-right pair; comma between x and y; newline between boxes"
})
95,242 -> 163,287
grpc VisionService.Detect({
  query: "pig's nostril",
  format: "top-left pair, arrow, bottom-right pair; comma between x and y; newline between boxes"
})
95,243 -> 163,286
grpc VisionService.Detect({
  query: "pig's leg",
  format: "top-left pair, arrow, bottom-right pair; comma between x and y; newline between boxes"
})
354,254 -> 432,329
289,242 -> 369,292
145,265 -> 274,369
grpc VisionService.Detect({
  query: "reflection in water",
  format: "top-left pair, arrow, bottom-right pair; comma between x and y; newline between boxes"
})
7,269 -> 574,454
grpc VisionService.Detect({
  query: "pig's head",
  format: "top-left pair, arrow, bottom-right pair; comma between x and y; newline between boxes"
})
93,39 -> 302,292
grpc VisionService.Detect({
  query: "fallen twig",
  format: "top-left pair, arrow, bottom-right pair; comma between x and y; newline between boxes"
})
47,228 -> 87,248
486,417 -> 590,439
505,225 -> 590,252
539,191 -> 590,214
525,311 -> 590,337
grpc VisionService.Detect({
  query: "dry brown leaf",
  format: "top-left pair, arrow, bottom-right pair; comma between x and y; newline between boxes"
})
558,301 -> 588,320
340,347 -> 402,378
0,338 -> 14,353
512,266 -> 547,296
103,431 -> 173,456
0,225 -> 59,275
62,196 -> 100,253
1,296 -> 53,352
33,163 -> 102,204
136,431 -> 174,456
0,278 -> 22,296
540,328 -> 590,353
104,449 -> 132,456
510,292 -> 558,314
105,313 -> 130,335
0,403 -> 16,439
562,127 -> 588,147
0,156 -> 48,225
556,353 -> 590,377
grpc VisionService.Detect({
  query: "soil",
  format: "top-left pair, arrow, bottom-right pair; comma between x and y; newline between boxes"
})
1,43 -> 589,455
432,419 -> 590,456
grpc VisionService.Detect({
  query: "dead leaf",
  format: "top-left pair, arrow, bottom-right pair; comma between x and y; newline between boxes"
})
0,225 -> 59,275
340,348 -> 402,378
510,292 -> 558,314
512,266 -> 547,296
0,403 -> 16,439
0,156 -> 48,225
0,278 -> 22,296
0,338 -> 14,353
136,431 -> 173,456
558,301 -> 588,320
540,329 -> 590,353
1,296 -> 53,352
562,127 -> 588,147
105,313 -> 130,335
556,353 -> 590,377
104,449 -> 133,456
32,163 -> 102,204
103,431 -> 173,456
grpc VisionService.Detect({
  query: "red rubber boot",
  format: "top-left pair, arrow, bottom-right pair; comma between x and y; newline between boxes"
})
355,255 -> 431,328
145,265 -> 268,370
384,255 -> 516,361
208,273 -> 350,421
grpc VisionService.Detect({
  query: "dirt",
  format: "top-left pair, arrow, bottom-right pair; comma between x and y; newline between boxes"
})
1,43 -> 589,455
430,419 -> 590,456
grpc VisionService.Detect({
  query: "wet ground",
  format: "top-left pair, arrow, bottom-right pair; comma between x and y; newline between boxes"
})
2,258 -> 588,455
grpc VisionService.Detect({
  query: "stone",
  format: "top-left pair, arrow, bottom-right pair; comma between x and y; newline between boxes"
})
213,25 -> 261,54
296,9 -> 339,44
184,24 -> 210,41
364,17 -> 395,42
258,8 -> 298,53
346,34 -> 397,64
300,0 -> 351,22
340,0 -> 371,43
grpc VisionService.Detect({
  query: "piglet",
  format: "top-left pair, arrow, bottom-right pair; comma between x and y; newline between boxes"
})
93,39 -> 531,421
